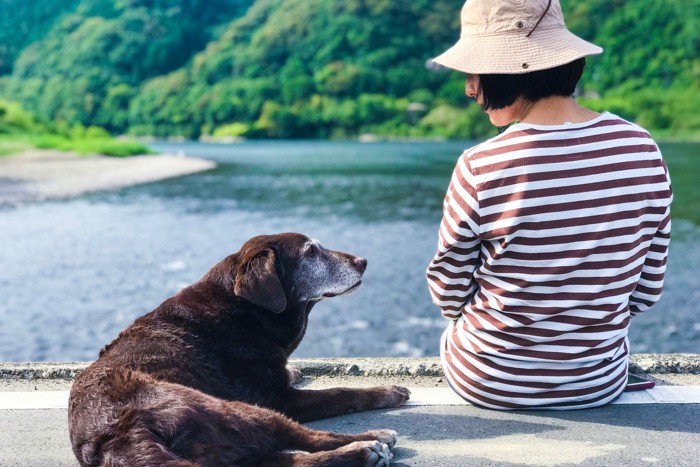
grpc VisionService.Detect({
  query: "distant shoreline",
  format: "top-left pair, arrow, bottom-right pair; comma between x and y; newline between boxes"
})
137,134 -> 453,144
0,149 -> 216,206
135,133 -> 700,145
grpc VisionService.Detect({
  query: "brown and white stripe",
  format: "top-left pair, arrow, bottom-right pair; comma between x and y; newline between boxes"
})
427,113 -> 672,409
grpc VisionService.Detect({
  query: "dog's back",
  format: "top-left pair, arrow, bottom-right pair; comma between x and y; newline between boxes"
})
69,284 -> 288,465
69,266 -> 287,465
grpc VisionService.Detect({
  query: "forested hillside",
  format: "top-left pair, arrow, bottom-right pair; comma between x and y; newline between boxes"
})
0,0 -> 698,140
0,0 -> 253,133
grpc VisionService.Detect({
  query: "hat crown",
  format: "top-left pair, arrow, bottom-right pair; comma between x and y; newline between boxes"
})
460,0 -> 565,36
432,0 -> 602,74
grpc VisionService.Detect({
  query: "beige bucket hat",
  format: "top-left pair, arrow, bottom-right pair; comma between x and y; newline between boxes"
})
432,0 -> 603,74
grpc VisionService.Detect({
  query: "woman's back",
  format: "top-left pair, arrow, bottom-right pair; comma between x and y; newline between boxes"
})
427,112 -> 672,409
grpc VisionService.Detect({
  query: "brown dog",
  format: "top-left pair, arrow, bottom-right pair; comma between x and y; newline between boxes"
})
68,233 -> 410,466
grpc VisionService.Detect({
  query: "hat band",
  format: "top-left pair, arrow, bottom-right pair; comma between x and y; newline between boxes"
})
526,0 -> 552,38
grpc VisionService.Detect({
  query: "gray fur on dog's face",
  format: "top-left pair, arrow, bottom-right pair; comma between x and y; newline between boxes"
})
229,233 -> 367,313
294,238 -> 367,302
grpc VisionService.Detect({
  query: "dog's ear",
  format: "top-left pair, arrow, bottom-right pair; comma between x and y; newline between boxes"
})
234,249 -> 286,314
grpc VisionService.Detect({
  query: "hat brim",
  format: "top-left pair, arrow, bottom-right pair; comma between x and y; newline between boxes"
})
432,27 -> 602,74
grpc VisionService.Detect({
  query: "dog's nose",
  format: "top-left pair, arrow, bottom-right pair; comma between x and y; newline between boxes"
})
354,257 -> 367,273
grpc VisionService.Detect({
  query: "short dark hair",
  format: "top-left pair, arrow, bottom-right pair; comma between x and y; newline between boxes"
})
478,58 -> 586,111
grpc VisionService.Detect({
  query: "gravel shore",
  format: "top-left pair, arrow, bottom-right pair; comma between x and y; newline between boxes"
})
0,150 -> 216,205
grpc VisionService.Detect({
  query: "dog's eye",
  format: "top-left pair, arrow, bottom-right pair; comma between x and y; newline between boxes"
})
305,244 -> 321,258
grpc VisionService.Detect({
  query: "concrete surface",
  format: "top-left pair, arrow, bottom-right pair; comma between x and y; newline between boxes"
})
1,356 -> 699,466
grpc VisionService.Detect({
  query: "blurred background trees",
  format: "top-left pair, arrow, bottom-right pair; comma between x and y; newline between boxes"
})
0,0 -> 697,140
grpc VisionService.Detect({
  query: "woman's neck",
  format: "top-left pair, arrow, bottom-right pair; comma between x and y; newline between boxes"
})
519,96 -> 601,126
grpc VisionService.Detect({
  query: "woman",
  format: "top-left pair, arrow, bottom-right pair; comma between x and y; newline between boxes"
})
426,0 -> 672,409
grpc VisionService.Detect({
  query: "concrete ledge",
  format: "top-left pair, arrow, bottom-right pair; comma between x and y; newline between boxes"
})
1,354 -> 699,380
0,362 -> 88,380
629,353 -> 700,374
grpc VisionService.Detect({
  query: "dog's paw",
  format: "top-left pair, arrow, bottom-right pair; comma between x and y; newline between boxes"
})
363,429 -> 398,450
286,365 -> 303,385
343,441 -> 393,467
379,385 -> 411,407
370,442 -> 393,466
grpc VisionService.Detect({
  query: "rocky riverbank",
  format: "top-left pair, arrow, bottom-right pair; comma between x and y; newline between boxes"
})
0,150 -> 216,206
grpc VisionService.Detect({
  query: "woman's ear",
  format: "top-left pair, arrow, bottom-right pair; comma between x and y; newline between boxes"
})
234,249 -> 286,313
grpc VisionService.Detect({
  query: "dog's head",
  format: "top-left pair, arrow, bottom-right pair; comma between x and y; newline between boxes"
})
217,233 -> 367,313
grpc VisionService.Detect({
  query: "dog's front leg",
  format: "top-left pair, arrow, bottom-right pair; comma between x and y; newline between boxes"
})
286,364 -> 304,385
281,386 -> 411,422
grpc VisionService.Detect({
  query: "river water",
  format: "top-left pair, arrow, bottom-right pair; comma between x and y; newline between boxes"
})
1,140 -> 698,361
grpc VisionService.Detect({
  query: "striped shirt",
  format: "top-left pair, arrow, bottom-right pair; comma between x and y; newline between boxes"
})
426,112 -> 672,410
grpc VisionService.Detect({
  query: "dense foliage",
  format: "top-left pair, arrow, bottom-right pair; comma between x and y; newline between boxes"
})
0,99 -> 151,156
0,0 -> 697,140
0,0 -> 253,134
570,0 -> 700,136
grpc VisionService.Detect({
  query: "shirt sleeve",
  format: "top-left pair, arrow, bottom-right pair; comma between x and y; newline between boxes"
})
426,153 -> 482,320
628,206 -> 671,316
629,154 -> 673,316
